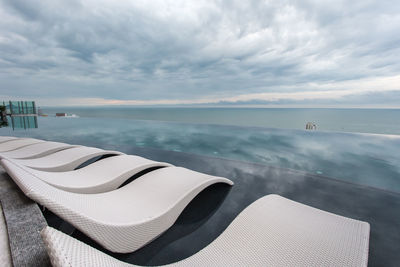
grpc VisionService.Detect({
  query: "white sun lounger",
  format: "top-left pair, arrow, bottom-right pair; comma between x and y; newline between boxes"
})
0,136 -> 19,143
40,194 -> 370,267
5,146 -> 124,172
10,154 -> 173,193
0,141 -> 79,160
0,138 -> 44,152
1,158 -> 233,253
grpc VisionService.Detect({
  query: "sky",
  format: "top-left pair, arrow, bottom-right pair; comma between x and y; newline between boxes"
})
0,0 -> 400,107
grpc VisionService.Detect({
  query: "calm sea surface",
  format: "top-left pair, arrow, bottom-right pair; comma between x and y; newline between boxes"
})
1,107 -> 400,192
42,107 -> 400,135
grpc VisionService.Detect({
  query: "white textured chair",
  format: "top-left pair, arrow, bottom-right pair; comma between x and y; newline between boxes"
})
1,158 -> 233,253
0,136 -> 19,143
0,138 -> 44,152
0,141 -> 78,160
41,194 -> 370,267
5,146 -> 124,172
9,154 -> 173,193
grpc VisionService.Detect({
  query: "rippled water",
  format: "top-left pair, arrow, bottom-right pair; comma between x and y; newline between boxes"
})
1,116 -> 399,192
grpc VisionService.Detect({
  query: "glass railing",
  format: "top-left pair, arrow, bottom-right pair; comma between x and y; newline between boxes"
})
9,115 -> 38,130
4,101 -> 37,115
1,101 -> 38,129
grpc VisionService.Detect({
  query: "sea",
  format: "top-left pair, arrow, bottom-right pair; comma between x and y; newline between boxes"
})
1,107 -> 400,192
42,107 -> 400,135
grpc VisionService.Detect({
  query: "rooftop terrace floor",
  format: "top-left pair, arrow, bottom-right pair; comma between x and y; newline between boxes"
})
1,146 -> 400,266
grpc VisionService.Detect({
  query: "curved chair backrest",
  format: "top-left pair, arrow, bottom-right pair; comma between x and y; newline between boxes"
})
7,146 -> 124,172
12,154 -> 172,193
0,139 -> 44,152
0,141 -> 79,160
0,136 -> 19,144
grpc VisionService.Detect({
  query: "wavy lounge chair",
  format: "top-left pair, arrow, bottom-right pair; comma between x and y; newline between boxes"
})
1,158 -> 234,253
0,138 -> 44,152
0,141 -> 79,160
9,154 -> 173,193
41,194 -> 370,267
4,146 -> 124,172
0,136 -> 19,143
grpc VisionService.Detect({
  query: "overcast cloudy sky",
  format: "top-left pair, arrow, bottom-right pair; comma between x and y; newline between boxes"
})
0,0 -> 400,107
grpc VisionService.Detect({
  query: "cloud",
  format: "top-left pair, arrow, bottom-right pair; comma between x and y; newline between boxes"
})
0,0 -> 400,106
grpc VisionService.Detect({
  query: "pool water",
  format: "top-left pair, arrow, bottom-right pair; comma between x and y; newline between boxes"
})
1,116 -> 399,192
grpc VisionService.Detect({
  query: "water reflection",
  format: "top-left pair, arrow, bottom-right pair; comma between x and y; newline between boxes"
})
9,115 -> 38,130
1,116 -> 399,192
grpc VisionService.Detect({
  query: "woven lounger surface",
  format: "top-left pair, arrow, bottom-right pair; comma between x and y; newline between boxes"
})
7,146 -> 124,172
0,141 -> 79,160
0,136 -> 19,144
41,194 -> 370,267
1,159 -> 233,253
11,154 -> 173,193
0,138 -> 44,152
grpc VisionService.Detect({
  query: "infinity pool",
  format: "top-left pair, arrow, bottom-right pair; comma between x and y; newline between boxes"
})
1,116 -> 399,192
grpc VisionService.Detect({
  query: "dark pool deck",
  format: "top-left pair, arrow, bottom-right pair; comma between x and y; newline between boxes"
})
1,146 -> 400,266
